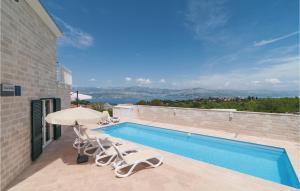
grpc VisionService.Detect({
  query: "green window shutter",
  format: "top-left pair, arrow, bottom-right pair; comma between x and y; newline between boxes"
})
53,98 -> 62,140
31,100 -> 43,161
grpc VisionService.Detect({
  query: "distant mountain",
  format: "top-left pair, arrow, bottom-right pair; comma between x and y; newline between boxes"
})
73,86 -> 299,104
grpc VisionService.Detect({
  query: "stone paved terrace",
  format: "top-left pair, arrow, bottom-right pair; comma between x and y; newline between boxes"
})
6,119 -> 300,191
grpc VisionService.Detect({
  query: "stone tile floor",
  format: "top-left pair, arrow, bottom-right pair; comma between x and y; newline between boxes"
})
7,120 -> 299,191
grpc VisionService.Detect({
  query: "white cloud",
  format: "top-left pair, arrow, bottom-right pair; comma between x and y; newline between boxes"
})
224,81 -> 230,87
54,16 -> 94,48
125,77 -> 132,81
265,78 -> 281,85
136,78 -> 152,85
185,0 -> 229,41
254,31 -> 299,47
159,79 -> 166,83
205,44 -> 298,71
88,78 -> 97,82
171,82 -> 178,87
251,80 -> 260,84
257,55 -> 299,65
181,56 -> 299,90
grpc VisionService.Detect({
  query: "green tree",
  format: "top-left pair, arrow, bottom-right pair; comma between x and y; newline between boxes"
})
137,100 -> 147,105
150,99 -> 164,106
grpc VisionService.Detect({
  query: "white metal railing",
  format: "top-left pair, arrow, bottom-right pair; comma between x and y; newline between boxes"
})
56,64 -> 72,86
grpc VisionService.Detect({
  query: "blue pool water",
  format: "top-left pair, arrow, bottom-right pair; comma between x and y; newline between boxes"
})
95,122 -> 300,188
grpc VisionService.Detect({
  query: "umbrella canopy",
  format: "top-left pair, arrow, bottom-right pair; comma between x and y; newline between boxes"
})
70,92 -> 92,101
45,107 -> 104,126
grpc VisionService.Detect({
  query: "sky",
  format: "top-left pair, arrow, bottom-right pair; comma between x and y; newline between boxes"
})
41,0 -> 299,90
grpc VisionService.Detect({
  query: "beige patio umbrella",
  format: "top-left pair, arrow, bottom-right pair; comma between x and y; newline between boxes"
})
45,106 -> 104,126
45,107 -> 105,163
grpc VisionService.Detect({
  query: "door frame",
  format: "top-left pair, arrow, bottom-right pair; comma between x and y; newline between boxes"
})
41,99 -> 54,148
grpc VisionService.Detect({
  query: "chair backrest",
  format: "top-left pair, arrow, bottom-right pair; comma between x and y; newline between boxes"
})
112,143 -> 125,161
96,138 -> 107,154
102,111 -> 110,118
82,130 -> 92,139
73,127 -> 85,140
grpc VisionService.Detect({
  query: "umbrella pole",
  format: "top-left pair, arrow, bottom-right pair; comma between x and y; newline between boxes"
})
76,122 -> 89,163
77,123 -> 80,155
76,90 -> 79,107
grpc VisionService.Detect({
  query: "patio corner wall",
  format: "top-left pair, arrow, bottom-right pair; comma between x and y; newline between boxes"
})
0,1 -> 70,189
113,105 -> 300,142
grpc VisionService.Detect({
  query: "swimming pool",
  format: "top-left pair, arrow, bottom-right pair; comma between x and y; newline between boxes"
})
95,122 -> 300,188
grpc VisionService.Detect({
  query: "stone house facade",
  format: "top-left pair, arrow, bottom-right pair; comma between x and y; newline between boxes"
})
0,0 -> 71,189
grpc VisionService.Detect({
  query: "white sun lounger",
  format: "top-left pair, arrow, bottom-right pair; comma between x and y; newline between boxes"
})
95,138 -> 137,166
73,127 -> 90,149
101,111 -> 120,124
110,116 -> 120,123
73,127 -> 112,157
85,129 -> 124,146
73,127 -> 99,156
112,144 -> 163,178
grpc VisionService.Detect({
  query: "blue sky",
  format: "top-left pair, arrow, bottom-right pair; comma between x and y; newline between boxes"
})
42,0 -> 299,90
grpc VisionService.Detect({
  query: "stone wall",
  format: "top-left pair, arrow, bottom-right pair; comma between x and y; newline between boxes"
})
0,0 -> 70,189
113,105 -> 300,142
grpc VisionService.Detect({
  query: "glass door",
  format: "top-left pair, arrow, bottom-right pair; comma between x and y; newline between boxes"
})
42,99 -> 54,147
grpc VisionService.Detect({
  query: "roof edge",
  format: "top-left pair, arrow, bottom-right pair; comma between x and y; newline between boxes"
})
25,0 -> 61,38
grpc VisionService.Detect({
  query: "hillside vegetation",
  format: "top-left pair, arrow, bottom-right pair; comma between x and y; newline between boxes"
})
136,97 -> 300,114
